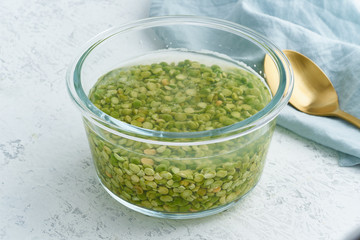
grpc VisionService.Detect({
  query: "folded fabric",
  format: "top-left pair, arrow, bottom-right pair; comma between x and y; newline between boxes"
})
149,0 -> 360,166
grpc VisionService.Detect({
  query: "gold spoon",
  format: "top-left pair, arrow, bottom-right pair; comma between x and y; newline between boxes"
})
264,50 -> 360,128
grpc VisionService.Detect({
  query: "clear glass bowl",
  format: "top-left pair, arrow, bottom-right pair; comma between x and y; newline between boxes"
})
66,16 -> 293,219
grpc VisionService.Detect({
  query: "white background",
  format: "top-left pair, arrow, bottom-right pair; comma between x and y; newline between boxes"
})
0,0 -> 359,239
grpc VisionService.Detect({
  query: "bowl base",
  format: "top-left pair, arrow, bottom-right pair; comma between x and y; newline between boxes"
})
98,176 -> 256,219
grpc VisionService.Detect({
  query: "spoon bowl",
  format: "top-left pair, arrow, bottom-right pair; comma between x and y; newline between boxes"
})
264,50 -> 360,128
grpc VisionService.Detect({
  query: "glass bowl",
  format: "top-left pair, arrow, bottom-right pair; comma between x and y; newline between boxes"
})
66,16 -> 293,219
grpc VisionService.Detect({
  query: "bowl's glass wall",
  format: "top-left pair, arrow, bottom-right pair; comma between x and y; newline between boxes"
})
80,24 -> 269,95
84,117 -> 275,217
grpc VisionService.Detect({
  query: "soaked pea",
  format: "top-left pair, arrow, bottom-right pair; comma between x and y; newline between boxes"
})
85,59 -> 274,214
89,60 -> 270,132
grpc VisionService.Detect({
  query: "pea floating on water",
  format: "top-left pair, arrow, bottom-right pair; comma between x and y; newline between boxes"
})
89,60 -> 271,132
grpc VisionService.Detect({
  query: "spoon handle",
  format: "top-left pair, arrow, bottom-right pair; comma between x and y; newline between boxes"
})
332,109 -> 360,129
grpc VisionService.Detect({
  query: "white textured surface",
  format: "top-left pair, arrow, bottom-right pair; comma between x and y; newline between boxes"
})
0,1 -> 360,239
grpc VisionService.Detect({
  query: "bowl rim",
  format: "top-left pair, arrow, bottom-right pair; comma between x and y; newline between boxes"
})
66,15 -> 293,144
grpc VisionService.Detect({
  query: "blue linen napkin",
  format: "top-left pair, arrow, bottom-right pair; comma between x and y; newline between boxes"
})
149,0 -> 360,166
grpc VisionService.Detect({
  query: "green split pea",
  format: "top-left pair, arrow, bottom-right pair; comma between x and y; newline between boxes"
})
86,59 -> 273,213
